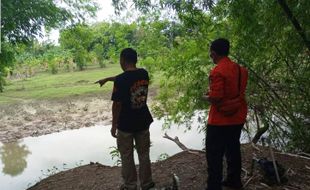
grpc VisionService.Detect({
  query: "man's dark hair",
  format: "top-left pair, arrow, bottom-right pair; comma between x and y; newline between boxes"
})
120,48 -> 137,64
210,38 -> 230,56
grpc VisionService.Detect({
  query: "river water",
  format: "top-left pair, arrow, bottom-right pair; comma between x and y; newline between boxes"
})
0,119 -> 206,190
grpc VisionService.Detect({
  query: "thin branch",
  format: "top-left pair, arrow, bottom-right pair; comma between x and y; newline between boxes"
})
276,152 -> 310,160
243,175 -> 255,188
277,0 -> 310,51
251,143 -> 262,152
163,133 -> 189,151
245,66 -> 296,127
252,109 -> 270,144
273,44 -> 308,96
297,152 -> 310,158
233,56 -> 290,114
163,133 -> 206,155
252,125 -> 269,144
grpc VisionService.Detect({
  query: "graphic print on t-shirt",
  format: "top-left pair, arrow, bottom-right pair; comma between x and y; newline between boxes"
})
130,80 -> 148,109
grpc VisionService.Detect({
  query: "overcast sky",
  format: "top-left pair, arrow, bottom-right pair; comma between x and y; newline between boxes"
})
43,0 -> 119,44
44,0 -> 173,44
93,0 -> 116,22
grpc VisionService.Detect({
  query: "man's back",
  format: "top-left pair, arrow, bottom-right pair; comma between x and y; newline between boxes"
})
112,68 -> 153,132
207,57 -> 248,125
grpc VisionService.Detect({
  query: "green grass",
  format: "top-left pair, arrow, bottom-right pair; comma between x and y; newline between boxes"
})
0,64 -> 122,104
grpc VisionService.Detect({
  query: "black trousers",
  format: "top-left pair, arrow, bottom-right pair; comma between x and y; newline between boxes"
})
206,124 -> 243,190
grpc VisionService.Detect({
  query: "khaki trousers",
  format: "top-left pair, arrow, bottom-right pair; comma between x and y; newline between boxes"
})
117,129 -> 153,190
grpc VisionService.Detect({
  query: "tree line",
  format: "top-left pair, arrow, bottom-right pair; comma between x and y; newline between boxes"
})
0,0 -> 309,153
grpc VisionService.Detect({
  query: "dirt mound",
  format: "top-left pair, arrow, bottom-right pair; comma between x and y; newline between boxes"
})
27,144 -> 310,190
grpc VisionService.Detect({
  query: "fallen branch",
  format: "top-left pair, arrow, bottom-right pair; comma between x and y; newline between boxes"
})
298,152 -> 310,158
283,185 -> 301,190
163,133 -> 189,151
243,175 -> 255,188
286,168 -> 296,176
251,143 -> 262,152
242,168 -> 249,179
276,152 -> 310,160
260,182 -> 271,189
163,133 -> 205,154
268,142 -> 281,184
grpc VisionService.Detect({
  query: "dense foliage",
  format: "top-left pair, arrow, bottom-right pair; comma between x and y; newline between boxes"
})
0,0 -> 98,91
1,0 -> 309,153
112,0 -> 310,152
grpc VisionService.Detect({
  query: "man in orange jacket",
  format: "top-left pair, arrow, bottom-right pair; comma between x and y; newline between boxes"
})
203,38 -> 248,190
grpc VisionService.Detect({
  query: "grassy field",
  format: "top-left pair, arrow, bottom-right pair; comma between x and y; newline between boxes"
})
0,64 -> 123,104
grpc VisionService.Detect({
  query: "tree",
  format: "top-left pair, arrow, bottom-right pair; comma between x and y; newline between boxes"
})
112,0 -> 310,152
60,24 -> 95,70
211,0 -> 310,152
60,22 -> 139,68
0,0 -> 98,91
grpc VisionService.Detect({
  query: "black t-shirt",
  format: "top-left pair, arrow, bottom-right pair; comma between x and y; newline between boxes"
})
111,68 -> 153,133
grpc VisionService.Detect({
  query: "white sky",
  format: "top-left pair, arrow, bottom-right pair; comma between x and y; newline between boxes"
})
43,0 -> 173,44
43,0 -> 120,44
94,0 -> 115,20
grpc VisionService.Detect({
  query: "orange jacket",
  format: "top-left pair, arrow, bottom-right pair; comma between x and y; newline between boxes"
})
207,57 -> 248,125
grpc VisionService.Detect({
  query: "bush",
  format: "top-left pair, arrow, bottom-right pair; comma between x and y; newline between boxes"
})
48,62 -> 58,74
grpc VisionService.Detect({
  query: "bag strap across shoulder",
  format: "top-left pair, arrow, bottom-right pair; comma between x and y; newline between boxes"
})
237,64 -> 241,96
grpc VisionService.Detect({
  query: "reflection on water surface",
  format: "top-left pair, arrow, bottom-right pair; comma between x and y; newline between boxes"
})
1,142 -> 31,177
0,119 -> 205,190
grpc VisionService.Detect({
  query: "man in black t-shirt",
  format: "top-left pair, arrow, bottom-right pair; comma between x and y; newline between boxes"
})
96,48 -> 154,190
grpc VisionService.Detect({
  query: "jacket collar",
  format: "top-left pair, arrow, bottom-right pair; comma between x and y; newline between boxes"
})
217,56 -> 232,65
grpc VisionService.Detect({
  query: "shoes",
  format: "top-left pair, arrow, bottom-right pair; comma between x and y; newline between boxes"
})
120,184 -> 137,190
141,182 -> 155,190
121,182 -> 155,190
222,180 -> 243,190
205,187 -> 222,190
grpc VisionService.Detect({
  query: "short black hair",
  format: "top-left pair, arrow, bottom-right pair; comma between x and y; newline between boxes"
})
210,38 -> 230,56
120,48 -> 137,64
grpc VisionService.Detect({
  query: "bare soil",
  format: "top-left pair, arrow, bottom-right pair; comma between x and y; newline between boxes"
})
0,88 -> 158,143
27,144 -> 310,190
0,95 -> 112,143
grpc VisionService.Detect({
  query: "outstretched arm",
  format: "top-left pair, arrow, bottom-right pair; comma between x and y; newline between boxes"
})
95,76 -> 116,87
